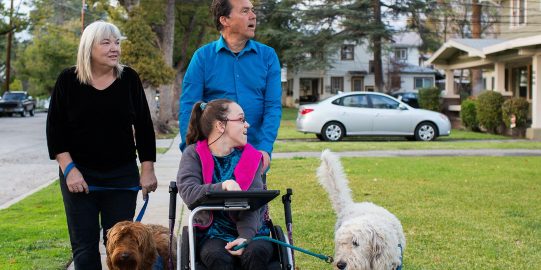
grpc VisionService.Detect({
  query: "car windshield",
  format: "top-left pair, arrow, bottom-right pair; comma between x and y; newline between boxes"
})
2,93 -> 25,101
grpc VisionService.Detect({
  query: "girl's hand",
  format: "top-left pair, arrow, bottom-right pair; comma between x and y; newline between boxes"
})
225,238 -> 247,256
222,180 -> 241,191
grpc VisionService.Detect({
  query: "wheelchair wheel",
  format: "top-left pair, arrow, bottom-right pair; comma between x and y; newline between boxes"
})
180,226 -> 190,270
272,225 -> 293,270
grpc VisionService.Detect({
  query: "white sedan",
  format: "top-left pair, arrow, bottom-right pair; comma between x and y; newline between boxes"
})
296,92 -> 451,141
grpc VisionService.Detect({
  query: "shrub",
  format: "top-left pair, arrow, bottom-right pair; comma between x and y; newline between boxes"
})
418,87 -> 441,112
460,99 -> 479,131
502,97 -> 529,128
476,91 -> 504,133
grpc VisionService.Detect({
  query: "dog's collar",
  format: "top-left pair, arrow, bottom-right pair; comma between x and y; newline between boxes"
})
396,243 -> 403,270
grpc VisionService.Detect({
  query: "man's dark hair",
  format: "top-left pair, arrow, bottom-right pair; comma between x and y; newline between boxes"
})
211,0 -> 233,31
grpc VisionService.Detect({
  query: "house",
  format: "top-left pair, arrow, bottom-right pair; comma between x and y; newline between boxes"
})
282,32 -> 437,107
427,0 -> 541,139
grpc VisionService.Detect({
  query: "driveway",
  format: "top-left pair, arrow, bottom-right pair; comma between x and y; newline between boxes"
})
0,113 -> 58,208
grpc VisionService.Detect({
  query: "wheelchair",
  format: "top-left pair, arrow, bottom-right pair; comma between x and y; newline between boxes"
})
169,181 -> 295,270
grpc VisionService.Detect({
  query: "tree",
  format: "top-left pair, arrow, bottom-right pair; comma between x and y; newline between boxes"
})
172,0 -> 217,122
14,0 -> 81,96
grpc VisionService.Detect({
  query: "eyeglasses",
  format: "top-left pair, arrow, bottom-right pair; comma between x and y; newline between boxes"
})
226,117 -> 247,124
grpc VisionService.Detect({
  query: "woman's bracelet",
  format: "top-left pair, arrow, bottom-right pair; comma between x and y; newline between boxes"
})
63,162 -> 75,179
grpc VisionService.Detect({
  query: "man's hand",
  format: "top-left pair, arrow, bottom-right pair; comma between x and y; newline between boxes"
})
225,237 -> 247,256
140,161 -> 157,200
66,167 -> 89,194
259,150 -> 270,172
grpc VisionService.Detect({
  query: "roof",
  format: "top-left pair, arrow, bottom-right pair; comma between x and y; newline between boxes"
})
427,35 -> 541,66
400,65 -> 437,74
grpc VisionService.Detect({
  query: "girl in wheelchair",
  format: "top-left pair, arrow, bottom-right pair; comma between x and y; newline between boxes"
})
177,99 -> 273,270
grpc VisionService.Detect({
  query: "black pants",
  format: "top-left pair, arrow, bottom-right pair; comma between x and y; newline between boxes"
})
199,238 -> 274,270
59,161 -> 139,270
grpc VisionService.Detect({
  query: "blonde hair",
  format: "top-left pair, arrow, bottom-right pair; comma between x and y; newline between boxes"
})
76,21 -> 124,84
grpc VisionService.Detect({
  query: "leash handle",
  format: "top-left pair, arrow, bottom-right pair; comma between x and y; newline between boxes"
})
232,236 -> 333,263
63,162 -> 76,179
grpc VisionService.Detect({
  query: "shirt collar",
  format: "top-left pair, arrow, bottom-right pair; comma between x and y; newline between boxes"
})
215,35 -> 258,55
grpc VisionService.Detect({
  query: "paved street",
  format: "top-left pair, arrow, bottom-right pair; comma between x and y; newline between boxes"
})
0,113 -> 58,208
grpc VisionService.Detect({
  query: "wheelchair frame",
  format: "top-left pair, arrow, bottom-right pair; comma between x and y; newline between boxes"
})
169,181 -> 295,270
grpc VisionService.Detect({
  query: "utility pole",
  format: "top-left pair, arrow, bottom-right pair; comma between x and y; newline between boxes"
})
4,0 -> 14,92
471,0 -> 483,96
81,0 -> 86,32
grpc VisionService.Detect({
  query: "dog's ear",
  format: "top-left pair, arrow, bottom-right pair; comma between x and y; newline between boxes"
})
134,224 -> 157,262
369,230 -> 385,268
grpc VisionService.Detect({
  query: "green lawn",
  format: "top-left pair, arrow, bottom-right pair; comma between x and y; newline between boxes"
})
267,156 -> 541,270
0,181 -> 70,270
2,157 -> 540,269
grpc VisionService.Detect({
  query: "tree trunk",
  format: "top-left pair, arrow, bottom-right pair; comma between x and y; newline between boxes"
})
372,0 -> 384,92
144,86 -> 158,126
156,0 -> 176,133
173,13 -> 208,121
471,0 -> 483,96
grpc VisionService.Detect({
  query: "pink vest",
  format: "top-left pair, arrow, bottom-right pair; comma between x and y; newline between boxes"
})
195,140 -> 263,190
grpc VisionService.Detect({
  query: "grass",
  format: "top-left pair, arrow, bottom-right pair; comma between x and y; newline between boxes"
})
2,157 -> 540,269
0,181 -> 70,270
266,157 -> 541,270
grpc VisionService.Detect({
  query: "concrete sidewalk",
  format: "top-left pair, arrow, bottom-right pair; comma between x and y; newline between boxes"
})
67,135 -> 188,269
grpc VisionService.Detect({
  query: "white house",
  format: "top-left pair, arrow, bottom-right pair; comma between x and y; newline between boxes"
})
427,0 -> 541,139
282,32 -> 437,107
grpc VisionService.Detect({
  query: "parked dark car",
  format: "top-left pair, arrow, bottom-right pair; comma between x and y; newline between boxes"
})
390,90 -> 419,108
0,91 -> 36,117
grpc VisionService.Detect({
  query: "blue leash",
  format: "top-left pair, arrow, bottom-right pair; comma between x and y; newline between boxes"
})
63,162 -> 148,222
233,236 -> 333,263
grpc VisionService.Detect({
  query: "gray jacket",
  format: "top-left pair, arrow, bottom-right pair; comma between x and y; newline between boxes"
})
176,144 -> 265,239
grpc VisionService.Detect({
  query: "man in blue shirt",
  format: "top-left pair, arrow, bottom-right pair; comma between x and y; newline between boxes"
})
179,0 -> 282,171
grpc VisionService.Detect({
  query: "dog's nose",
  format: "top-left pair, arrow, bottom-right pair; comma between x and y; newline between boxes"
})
336,261 -> 347,269
120,252 -> 131,260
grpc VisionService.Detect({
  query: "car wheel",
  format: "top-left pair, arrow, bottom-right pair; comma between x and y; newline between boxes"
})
20,110 -> 27,117
321,122 -> 345,141
415,122 -> 437,141
316,134 -> 324,141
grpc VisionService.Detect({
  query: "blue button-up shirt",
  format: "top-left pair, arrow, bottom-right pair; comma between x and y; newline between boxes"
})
179,36 -> 282,154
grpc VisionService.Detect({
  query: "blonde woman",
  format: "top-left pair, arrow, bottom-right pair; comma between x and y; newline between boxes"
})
46,21 -> 157,269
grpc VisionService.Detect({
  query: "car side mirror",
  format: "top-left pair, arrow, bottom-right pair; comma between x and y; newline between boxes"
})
398,104 -> 408,110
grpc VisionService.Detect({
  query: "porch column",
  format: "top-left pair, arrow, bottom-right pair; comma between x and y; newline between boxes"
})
444,69 -> 456,96
527,54 -> 541,139
293,76 -> 300,108
494,62 -> 506,93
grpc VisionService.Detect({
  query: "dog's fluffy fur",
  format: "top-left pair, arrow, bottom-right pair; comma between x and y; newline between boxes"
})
106,221 -> 176,270
317,150 -> 406,270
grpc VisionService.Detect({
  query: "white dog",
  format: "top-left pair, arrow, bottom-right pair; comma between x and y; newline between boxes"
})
317,150 -> 406,270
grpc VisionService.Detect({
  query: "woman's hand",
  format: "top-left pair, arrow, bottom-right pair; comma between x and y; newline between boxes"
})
222,180 -> 241,191
66,167 -> 89,194
140,161 -> 158,200
225,237 -> 247,256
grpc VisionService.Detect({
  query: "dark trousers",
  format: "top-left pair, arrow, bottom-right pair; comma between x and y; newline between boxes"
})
199,238 -> 274,270
59,162 -> 139,270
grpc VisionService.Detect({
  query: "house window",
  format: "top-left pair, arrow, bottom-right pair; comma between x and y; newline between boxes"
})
331,77 -> 344,94
369,60 -> 375,73
287,79 -> 293,96
511,0 -> 526,26
394,48 -> 407,61
414,77 -> 434,89
341,45 -> 354,60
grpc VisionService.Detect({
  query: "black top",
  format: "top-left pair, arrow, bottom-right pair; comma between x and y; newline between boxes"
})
46,66 -> 156,170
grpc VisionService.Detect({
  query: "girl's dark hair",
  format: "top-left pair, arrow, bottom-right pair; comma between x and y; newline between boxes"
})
186,99 -> 233,145
211,0 -> 232,31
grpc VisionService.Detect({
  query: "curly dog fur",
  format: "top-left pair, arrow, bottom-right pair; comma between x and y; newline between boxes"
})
106,221 -> 176,270
317,150 -> 406,270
